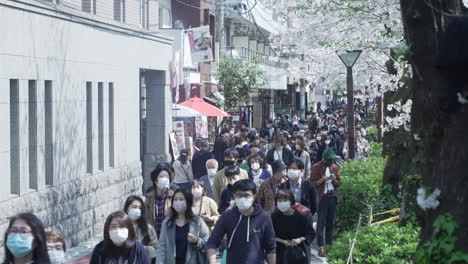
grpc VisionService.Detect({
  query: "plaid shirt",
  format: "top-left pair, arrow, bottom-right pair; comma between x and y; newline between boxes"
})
256,177 -> 288,214
154,192 -> 168,238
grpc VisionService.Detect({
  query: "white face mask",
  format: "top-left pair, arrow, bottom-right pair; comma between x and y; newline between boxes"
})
207,168 -> 217,177
325,140 -> 331,145
128,208 -> 142,221
251,162 -> 260,171
48,250 -> 65,264
157,177 -> 170,190
277,202 -> 291,213
109,228 -> 129,245
287,169 -> 301,180
192,187 -> 203,198
235,197 -> 254,211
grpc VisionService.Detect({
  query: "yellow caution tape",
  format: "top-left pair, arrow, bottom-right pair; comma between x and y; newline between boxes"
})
370,216 -> 400,226
372,208 -> 400,216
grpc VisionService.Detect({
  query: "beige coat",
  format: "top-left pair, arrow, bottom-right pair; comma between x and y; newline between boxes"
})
191,196 -> 220,229
212,167 -> 249,203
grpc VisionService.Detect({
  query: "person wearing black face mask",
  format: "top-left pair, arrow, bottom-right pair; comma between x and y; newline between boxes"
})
211,148 -> 249,203
173,149 -> 194,191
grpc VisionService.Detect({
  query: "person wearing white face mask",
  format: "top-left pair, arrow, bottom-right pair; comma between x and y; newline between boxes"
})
199,159 -> 218,199
207,179 -> 276,264
272,189 -> 315,264
46,231 -> 67,264
90,211 -> 150,264
146,163 -> 180,239
124,195 -> 158,260
156,189 -> 209,264
247,154 -> 272,187
190,180 -> 220,231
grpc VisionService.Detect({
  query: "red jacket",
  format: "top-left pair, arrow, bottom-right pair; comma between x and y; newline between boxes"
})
310,161 -> 341,202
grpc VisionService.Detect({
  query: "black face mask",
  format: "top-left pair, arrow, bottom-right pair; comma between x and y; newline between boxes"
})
224,160 -> 235,166
180,155 -> 188,164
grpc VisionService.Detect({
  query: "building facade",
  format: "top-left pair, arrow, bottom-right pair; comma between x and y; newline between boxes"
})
0,0 -> 173,255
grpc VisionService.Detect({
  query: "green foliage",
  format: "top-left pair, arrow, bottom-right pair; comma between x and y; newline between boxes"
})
335,154 -> 398,232
328,223 -> 420,264
365,126 -> 378,143
415,213 -> 468,264
368,142 -> 383,158
217,56 -> 266,113
362,112 -> 377,128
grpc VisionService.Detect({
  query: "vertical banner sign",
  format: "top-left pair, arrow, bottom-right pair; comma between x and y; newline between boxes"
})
169,132 -> 180,160
195,116 -> 209,138
187,26 -> 213,64
173,121 -> 186,153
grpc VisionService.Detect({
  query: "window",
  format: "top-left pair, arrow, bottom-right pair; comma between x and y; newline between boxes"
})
98,82 -> 104,171
159,7 -> 171,28
109,83 -> 115,167
28,80 -> 38,190
86,82 -> 93,173
44,81 -> 53,186
10,79 -> 20,195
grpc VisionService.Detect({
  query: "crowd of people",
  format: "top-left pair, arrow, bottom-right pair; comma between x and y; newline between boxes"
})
2,103 -> 372,264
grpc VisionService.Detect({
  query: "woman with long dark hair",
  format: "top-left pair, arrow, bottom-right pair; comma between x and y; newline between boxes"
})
90,211 -> 150,264
3,212 -> 50,264
124,195 -> 158,260
156,189 -> 209,264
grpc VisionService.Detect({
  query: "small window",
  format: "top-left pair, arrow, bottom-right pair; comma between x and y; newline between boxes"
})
10,79 -> 20,195
86,82 -> 93,174
98,82 -> 104,171
45,81 -> 54,186
159,7 -> 172,28
109,83 -> 115,167
28,80 -> 38,190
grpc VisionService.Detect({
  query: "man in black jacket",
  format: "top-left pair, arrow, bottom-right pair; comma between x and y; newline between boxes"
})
212,128 -> 230,168
266,132 -> 294,166
279,158 -> 318,259
280,158 -> 318,216
192,138 -> 215,179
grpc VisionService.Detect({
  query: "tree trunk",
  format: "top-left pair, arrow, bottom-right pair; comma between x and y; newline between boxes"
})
400,0 -> 468,251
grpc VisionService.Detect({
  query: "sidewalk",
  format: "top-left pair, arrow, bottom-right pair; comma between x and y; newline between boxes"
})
65,233 -> 328,264
65,234 -> 102,264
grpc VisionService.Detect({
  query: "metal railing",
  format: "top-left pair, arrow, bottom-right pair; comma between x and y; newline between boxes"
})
226,46 -> 288,68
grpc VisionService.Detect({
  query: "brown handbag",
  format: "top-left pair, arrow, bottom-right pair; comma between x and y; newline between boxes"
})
293,202 -> 311,216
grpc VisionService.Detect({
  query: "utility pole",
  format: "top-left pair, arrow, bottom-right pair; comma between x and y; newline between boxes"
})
216,0 -> 225,58
346,67 -> 356,159
336,50 -> 362,159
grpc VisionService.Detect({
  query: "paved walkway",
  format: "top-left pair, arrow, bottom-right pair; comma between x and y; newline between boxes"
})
66,233 -> 328,264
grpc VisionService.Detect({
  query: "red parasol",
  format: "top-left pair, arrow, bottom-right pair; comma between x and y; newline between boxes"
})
178,97 -> 231,117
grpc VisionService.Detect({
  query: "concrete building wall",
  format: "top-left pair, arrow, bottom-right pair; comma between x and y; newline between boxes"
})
0,0 -> 172,256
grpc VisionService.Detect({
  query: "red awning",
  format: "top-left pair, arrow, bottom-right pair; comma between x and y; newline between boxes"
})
178,97 -> 231,117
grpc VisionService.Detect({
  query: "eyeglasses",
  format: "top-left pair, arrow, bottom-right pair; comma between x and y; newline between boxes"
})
234,193 -> 253,199
8,228 -> 33,235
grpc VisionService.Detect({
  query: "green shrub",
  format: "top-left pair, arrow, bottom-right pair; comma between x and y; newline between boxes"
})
368,142 -> 383,158
335,154 -> 398,232
328,223 -> 420,264
365,126 -> 378,143
362,112 -> 377,128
